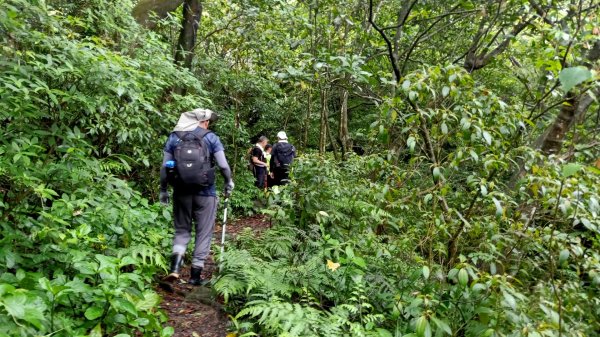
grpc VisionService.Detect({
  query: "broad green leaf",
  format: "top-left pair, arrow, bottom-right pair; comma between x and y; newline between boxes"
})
89,323 -> 102,337
120,256 -> 137,267
3,293 -> 26,318
407,136 -> 416,152
482,329 -> 495,337
469,150 -> 479,162
136,291 -> 161,312
559,66 -> 592,92
345,246 -> 355,259
442,86 -> 450,97
353,256 -> 366,268
441,122 -> 448,134
472,283 -> 486,292
402,80 -> 410,91
161,327 -> 175,337
0,284 -> 15,296
3,293 -> 45,329
133,317 -> 150,326
424,323 -> 432,337
162,208 -> 171,220
431,317 -> 452,335
492,198 -> 503,218
559,249 -> 569,263
85,306 -> 104,320
502,292 -> 516,310
375,328 -> 393,337
422,266 -> 430,279
482,131 -> 492,145
561,163 -> 582,178
458,269 -> 468,287
432,167 -> 441,181
416,316 -> 428,337
111,298 -> 138,317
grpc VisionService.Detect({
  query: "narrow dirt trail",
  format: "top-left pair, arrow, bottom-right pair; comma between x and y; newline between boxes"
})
156,214 -> 270,337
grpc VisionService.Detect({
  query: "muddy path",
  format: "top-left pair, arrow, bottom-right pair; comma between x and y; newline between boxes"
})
156,214 -> 270,337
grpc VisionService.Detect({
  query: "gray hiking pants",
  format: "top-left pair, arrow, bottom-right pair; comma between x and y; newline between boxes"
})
172,193 -> 218,268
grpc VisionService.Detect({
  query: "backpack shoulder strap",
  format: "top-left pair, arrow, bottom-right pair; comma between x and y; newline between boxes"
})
195,128 -> 212,139
175,129 -> 212,141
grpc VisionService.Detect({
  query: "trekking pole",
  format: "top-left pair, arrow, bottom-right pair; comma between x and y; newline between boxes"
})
219,198 -> 229,263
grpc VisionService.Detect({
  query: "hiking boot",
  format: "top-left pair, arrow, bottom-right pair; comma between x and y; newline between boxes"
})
163,253 -> 183,282
189,266 -> 208,286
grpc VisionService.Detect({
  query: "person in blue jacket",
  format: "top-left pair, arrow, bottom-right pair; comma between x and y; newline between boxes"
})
159,108 -> 234,285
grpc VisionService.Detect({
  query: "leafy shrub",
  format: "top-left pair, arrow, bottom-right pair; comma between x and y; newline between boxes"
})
216,144 -> 600,336
0,0 -> 205,335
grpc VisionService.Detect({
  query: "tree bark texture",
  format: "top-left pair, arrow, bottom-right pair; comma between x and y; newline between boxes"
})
175,0 -> 202,72
304,88 -> 312,149
339,89 -> 350,160
538,92 -> 597,155
319,89 -> 328,155
538,41 -> 600,155
463,17 -> 531,73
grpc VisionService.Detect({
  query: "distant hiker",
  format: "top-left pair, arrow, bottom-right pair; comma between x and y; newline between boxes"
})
159,108 -> 234,286
270,131 -> 296,186
265,144 -> 273,167
251,136 -> 269,189
265,144 -> 274,187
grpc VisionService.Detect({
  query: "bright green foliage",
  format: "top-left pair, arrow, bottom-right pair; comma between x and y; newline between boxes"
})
1,0 -> 599,335
217,149 -> 600,336
0,0 -> 206,335
559,67 -> 593,92
215,63 -> 599,335
1,0 -> 208,192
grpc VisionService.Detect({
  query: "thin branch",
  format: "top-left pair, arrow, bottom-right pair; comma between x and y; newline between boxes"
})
368,0 -> 401,83
400,5 -> 461,75
380,0 -> 418,30
528,81 -> 560,119
468,17 -> 533,71
191,13 -> 246,53
531,97 -> 572,121
529,0 -> 556,25
396,9 -> 480,27
560,0 -> 584,68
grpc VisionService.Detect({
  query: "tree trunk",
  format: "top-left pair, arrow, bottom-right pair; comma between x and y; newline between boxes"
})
339,89 -> 350,160
538,41 -> 600,155
328,117 -> 339,161
538,92 -> 596,155
319,89 -> 328,155
304,87 -> 312,149
174,0 -> 202,72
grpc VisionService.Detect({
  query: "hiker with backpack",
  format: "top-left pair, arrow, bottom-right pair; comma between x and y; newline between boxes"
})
270,131 -> 296,186
159,108 -> 234,286
250,136 -> 269,189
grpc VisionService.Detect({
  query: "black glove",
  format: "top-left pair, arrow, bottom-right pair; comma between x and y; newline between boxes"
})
223,180 -> 234,198
159,190 -> 169,205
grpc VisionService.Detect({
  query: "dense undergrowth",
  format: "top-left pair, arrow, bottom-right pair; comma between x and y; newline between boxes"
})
0,0 -> 196,335
213,65 -> 600,336
1,0 -> 599,336
216,151 -> 600,337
